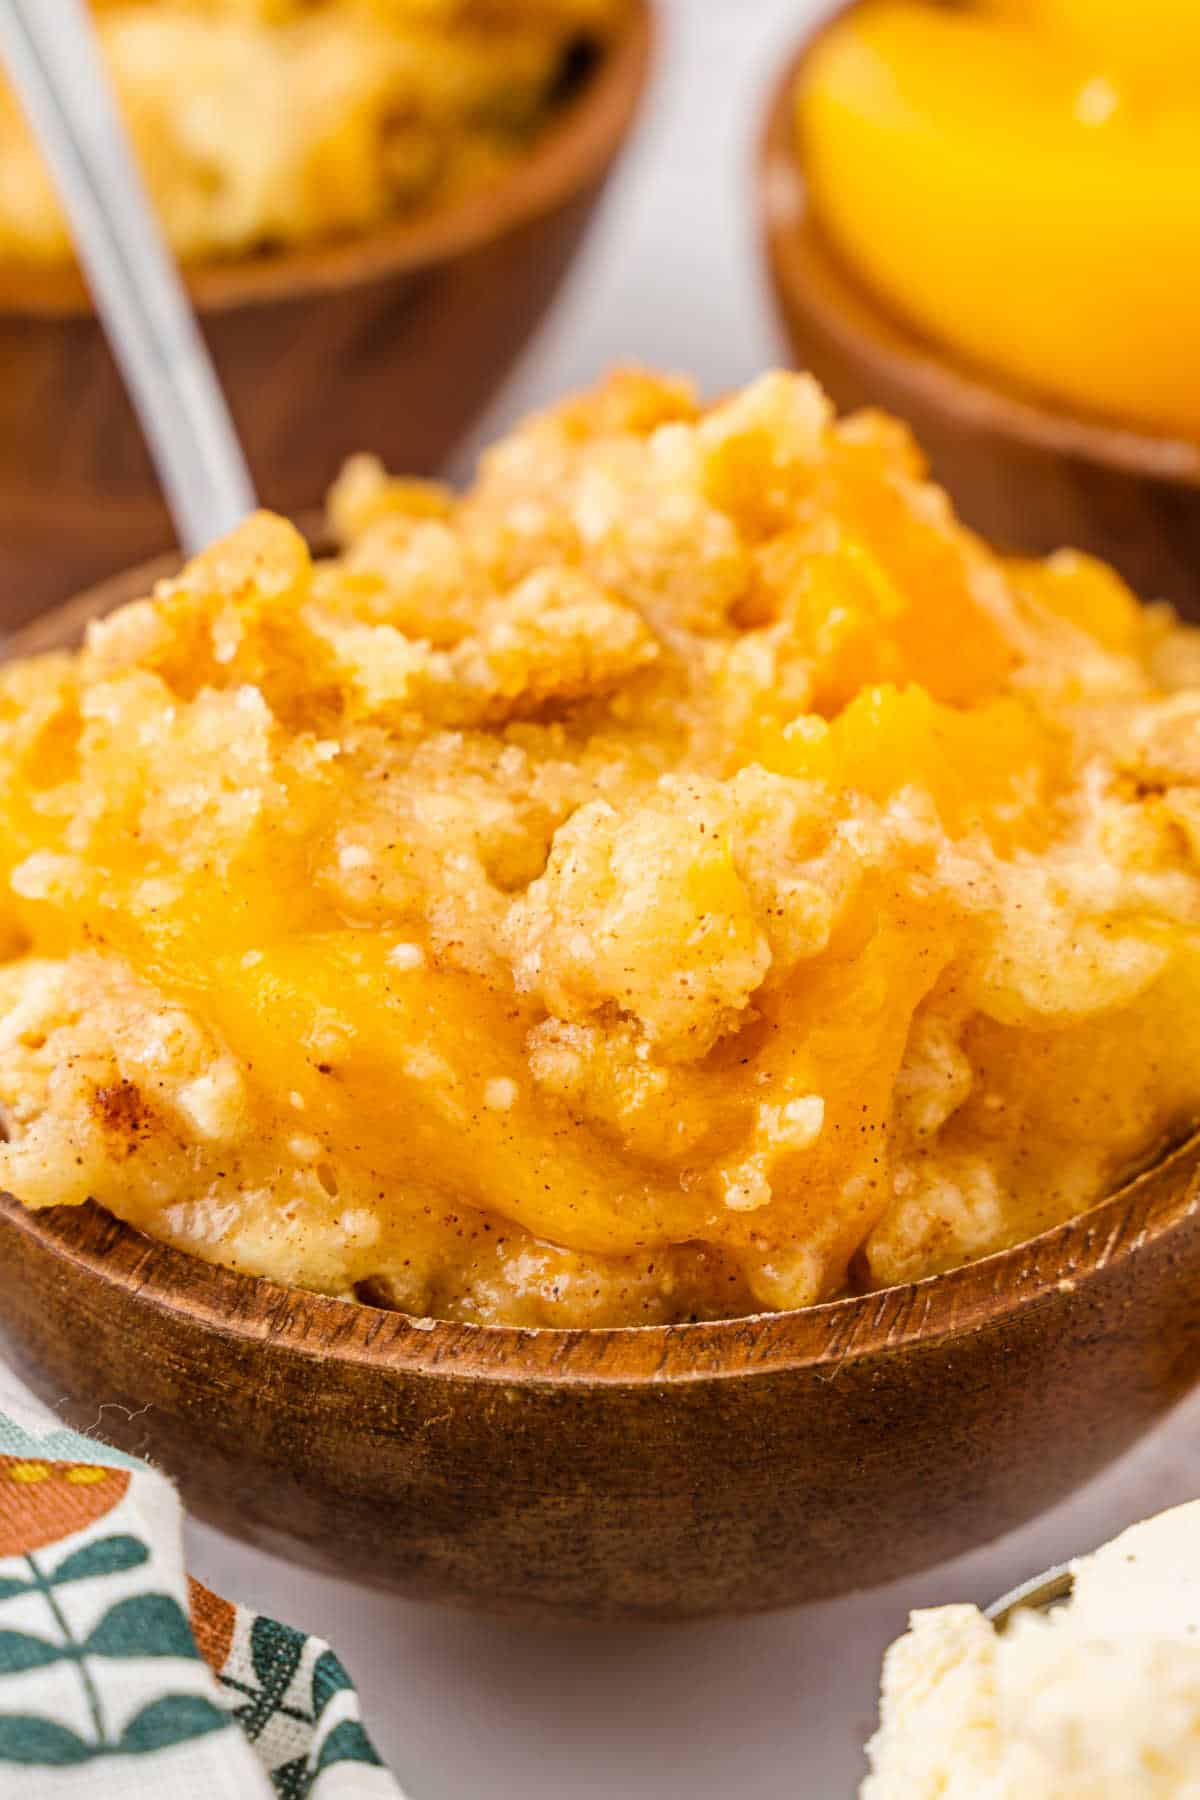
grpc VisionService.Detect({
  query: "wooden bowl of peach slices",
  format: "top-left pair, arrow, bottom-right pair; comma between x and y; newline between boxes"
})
2,368 -> 1200,1621
0,0 -> 651,624
761,0 -> 1200,618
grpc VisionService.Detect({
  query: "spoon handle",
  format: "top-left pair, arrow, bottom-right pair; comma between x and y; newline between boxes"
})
0,0 -> 257,555
985,1564 -> 1074,1631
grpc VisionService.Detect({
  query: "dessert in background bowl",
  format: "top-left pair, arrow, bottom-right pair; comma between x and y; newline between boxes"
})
0,0 -> 650,621
761,0 -> 1200,616
1,371 -> 1200,1619
2,0 -> 632,266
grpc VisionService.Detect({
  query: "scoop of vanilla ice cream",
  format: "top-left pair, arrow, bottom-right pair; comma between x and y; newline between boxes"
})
862,1502 -> 1200,1798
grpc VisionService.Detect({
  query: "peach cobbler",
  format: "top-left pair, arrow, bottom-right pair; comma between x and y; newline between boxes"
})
2,370 -> 1200,1326
0,0 -> 628,266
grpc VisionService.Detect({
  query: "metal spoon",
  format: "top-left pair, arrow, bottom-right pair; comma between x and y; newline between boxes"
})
986,1563 -> 1074,1632
0,0 -> 257,554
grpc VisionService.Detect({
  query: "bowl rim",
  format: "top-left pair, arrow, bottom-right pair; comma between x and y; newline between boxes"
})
759,2 -> 1200,488
5,1130 -> 1199,1386
0,0 -> 653,320
7,560 -> 1200,1388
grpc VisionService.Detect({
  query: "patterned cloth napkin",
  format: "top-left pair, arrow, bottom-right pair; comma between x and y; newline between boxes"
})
0,1367 -> 404,1797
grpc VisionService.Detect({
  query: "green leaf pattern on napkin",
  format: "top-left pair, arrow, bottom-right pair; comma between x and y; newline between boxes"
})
217,1609 -> 388,1796
0,1411 -> 401,1794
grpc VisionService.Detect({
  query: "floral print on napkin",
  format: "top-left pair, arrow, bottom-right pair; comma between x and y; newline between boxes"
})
0,1401 -> 402,1797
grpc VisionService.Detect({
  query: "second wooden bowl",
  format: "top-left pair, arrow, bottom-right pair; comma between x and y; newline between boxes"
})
0,2 -> 651,626
760,10 -> 1200,619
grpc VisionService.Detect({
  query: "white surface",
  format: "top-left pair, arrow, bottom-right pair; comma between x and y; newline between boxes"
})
188,1402 -> 1200,1799
182,0 -> 1200,1793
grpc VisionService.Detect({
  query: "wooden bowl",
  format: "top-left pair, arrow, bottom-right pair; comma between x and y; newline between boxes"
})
759,8 -> 1200,618
2,571 -> 1200,1623
0,3 -> 651,628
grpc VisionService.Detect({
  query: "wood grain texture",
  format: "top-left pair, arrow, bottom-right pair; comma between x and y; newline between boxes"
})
1,1141 -> 1199,1621
2,572 -> 1200,1621
0,3 -> 652,628
759,13 -> 1200,617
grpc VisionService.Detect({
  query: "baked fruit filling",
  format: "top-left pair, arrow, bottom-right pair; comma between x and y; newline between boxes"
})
1,371 -> 1198,1325
0,0 -> 630,265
